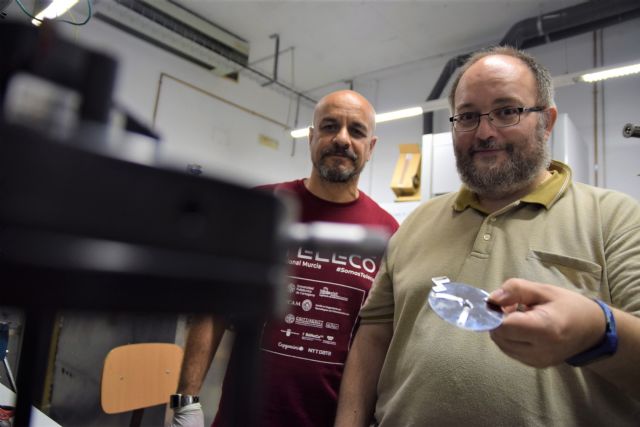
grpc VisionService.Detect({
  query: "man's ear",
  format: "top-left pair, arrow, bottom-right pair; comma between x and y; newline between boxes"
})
367,136 -> 378,161
543,107 -> 558,139
307,126 -> 314,146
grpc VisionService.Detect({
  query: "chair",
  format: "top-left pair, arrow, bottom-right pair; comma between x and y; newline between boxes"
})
101,343 -> 183,427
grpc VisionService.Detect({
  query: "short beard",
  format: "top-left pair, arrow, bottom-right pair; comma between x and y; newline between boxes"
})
314,144 -> 361,183
455,121 -> 551,199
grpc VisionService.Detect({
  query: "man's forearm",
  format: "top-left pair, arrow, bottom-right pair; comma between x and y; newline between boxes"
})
335,322 -> 393,427
177,314 -> 226,395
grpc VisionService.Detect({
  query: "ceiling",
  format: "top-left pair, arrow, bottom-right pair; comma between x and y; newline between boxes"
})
2,0 -> 587,98
173,0 -> 586,96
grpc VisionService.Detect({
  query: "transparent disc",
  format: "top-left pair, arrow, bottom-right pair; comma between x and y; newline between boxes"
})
428,282 -> 503,331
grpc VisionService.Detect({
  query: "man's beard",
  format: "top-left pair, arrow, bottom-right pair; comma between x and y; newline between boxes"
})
314,144 -> 361,183
454,122 -> 551,198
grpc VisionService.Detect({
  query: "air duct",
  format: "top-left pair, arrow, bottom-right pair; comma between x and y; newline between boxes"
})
94,0 -> 316,106
95,0 -> 249,78
424,0 -> 640,134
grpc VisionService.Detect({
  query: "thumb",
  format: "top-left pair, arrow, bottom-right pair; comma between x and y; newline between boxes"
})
488,278 -> 552,307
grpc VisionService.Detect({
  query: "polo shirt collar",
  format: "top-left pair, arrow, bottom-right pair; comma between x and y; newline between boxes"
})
453,160 -> 572,213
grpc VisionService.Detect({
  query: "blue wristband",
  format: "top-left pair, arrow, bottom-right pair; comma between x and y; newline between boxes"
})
566,299 -> 618,367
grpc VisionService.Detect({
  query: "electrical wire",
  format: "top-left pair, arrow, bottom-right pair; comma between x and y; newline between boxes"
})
14,0 -> 92,26
67,7 -> 80,40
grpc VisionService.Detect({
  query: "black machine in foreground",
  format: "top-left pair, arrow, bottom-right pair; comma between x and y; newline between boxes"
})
0,21 -> 291,427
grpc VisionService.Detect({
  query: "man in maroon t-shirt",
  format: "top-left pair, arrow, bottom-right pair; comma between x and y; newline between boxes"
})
170,90 -> 398,427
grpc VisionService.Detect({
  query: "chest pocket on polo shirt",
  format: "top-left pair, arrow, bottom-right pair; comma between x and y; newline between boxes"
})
526,250 -> 602,293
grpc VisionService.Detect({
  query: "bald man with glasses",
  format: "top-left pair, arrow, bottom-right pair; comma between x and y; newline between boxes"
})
335,46 -> 640,427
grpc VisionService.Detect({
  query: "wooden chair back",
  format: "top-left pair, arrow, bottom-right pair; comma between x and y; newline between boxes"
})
101,343 -> 183,417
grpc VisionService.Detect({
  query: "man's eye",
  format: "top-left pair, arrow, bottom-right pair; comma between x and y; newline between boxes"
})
457,113 -> 477,122
321,124 -> 338,131
496,107 -> 519,117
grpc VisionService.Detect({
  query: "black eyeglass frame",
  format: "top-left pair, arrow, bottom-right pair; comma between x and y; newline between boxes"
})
449,106 -> 546,132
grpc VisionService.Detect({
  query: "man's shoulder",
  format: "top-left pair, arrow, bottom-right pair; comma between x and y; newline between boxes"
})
394,192 -> 458,229
411,192 -> 459,213
356,191 -> 400,231
569,182 -> 639,208
254,179 -> 305,196
567,182 -> 640,223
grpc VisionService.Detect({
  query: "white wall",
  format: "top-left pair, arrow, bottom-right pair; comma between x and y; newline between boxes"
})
60,19 -> 315,188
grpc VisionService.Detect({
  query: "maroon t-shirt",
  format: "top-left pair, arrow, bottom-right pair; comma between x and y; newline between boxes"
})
213,179 -> 398,427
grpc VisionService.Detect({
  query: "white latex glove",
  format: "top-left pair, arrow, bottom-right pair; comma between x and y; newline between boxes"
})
169,402 -> 205,427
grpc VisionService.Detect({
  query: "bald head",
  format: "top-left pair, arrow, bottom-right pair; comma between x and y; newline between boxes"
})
313,90 -> 376,133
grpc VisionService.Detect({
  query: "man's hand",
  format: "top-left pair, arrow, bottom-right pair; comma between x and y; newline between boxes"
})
169,402 -> 204,427
487,278 -> 606,368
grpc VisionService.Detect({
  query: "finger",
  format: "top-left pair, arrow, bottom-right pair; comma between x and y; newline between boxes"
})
488,278 -> 555,307
490,329 -> 535,359
493,307 -> 556,342
490,322 -> 559,368
491,332 -> 533,352
501,303 -> 521,314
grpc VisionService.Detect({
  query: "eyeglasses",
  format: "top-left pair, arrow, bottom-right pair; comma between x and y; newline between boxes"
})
449,106 -> 545,132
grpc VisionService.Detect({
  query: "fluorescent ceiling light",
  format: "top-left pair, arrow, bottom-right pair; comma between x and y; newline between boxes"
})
289,106 -> 424,139
553,60 -> 640,87
32,0 -> 79,26
375,106 -> 423,124
291,128 -> 309,139
576,62 -> 640,83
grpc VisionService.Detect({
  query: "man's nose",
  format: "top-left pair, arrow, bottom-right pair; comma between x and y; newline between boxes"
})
474,115 -> 496,139
333,125 -> 351,145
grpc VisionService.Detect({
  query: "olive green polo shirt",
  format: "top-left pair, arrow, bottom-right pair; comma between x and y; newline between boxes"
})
360,160 -> 640,426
